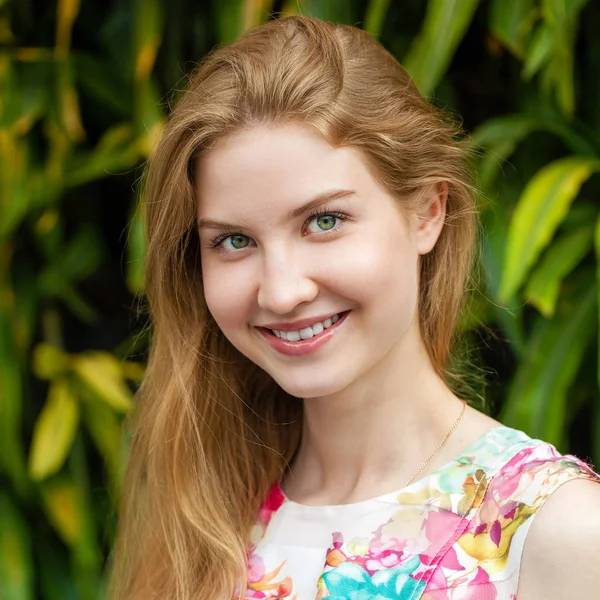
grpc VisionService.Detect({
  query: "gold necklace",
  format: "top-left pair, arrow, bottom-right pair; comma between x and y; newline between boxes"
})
404,400 -> 467,488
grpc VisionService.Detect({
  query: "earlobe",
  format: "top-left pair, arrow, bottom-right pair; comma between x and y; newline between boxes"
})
416,182 -> 448,255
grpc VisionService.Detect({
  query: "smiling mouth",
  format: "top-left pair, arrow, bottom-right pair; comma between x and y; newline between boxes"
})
264,311 -> 350,342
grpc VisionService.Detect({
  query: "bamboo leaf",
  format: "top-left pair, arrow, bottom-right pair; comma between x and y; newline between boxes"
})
80,390 -> 126,499
0,282 -> 28,496
490,0 -> 537,58
36,538 -> 78,600
525,223 -> 595,317
403,0 -> 480,95
501,272 -> 597,448
133,0 -> 163,83
72,352 -> 133,413
0,493 -> 33,600
29,379 -> 80,481
66,124 -> 141,188
55,0 -> 81,58
499,156 -> 600,301
364,0 -> 392,37
59,225 -> 104,281
596,215 -> 600,393
32,343 -> 70,380
39,473 -> 98,565
522,23 -> 554,80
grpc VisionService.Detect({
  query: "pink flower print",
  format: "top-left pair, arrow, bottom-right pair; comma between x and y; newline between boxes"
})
365,547 -> 404,571
425,509 -> 464,544
243,554 -> 296,599
247,554 -> 267,583
259,482 -> 285,526
489,520 -> 502,547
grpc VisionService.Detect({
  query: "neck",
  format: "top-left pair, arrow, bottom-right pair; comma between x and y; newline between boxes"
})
281,325 -> 465,505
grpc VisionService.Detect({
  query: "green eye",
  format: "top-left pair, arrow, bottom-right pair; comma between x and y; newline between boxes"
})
316,215 -> 336,231
229,235 -> 249,249
308,213 -> 341,233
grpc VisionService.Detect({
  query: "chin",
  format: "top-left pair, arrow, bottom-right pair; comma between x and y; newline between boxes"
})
268,370 -> 353,400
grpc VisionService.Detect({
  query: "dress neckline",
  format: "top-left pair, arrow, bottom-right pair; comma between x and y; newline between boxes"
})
276,425 -> 518,513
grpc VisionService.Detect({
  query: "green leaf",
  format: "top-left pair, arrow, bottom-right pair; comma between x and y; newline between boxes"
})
0,493 -> 33,600
596,215 -> 600,393
133,0 -> 163,82
472,114 -> 540,189
403,0 -> 480,95
489,0 -> 537,58
525,223 -> 595,317
60,225 -> 104,281
39,473 -> 99,565
32,343 -> 70,380
72,352 -> 133,413
36,538 -> 78,600
0,290 -> 28,496
66,124 -> 141,188
522,23 -> 554,80
364,0 -> 392,37
499,156 -> 600,301
501,272 -> 597,448
80,390 -> 126,499
29,379 -> 80,481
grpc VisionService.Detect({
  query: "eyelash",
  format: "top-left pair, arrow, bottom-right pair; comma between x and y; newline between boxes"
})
207,207 -> 352,252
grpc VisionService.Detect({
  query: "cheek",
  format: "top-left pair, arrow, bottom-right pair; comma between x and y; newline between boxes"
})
201,261 -> 254,329
323,228 -> 419,303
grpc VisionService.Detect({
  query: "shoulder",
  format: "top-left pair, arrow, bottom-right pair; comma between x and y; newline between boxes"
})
517,469 -> 600,599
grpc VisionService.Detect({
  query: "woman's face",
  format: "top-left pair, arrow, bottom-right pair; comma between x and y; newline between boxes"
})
195,122 -> 444,399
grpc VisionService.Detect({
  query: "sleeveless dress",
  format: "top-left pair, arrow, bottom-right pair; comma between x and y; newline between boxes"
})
241,426 -> 600,599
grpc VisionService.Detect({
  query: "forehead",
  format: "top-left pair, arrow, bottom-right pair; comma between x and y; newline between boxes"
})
194,122 -> 379,218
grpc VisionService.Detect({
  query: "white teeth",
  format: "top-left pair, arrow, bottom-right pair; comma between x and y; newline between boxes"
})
271,312 -> 344,341
300,327 -> 314,340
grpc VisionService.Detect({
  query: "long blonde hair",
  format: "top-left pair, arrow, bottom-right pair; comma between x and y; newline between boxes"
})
110,15 -> 477,600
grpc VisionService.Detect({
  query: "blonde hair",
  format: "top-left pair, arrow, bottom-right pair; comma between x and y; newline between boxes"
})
110,15 -> 477,600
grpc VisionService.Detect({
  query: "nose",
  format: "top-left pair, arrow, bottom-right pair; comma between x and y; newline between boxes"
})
256,250 -> 319,315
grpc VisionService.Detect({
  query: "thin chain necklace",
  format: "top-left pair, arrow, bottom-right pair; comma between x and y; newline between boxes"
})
404,400 -> 467,488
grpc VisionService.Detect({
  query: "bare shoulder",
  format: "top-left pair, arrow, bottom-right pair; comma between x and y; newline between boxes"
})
518,477 -> 600,600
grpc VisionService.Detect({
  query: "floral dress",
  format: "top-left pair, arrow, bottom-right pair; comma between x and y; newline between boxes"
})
241,426 -> 600,599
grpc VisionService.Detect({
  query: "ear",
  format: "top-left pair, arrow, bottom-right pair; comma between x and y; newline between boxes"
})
415,182 -> 448,255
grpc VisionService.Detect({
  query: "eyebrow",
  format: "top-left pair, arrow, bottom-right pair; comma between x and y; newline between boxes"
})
197,188 -> 357,231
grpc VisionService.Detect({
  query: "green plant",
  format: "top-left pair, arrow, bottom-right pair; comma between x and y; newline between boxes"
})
1,0 -> 599,598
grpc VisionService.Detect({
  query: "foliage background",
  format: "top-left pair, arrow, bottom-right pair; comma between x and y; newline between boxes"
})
1,0 -> 599,598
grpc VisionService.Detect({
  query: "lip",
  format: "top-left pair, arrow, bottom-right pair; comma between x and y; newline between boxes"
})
256,311 -> 350,357
260,311 -> 345,332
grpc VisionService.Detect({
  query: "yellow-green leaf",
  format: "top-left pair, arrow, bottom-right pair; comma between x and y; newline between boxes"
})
133,0 -> 163,82
525,223 -> 594,317
596,215 -> 600,392
39,474 -> 89,550
403,0 -> 480,95
0,493 -> 33,600
32,342 -> 70,380
72,352 -> 133,413
28,379 -> 79,481
364,0 -> 392,37
501,273 -> 597,448
490,0 -> 537,58
55,0 -> 81,57
499,157 -> 600,301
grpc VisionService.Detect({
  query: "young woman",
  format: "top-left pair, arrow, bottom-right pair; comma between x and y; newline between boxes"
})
110,15 -> 600,600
